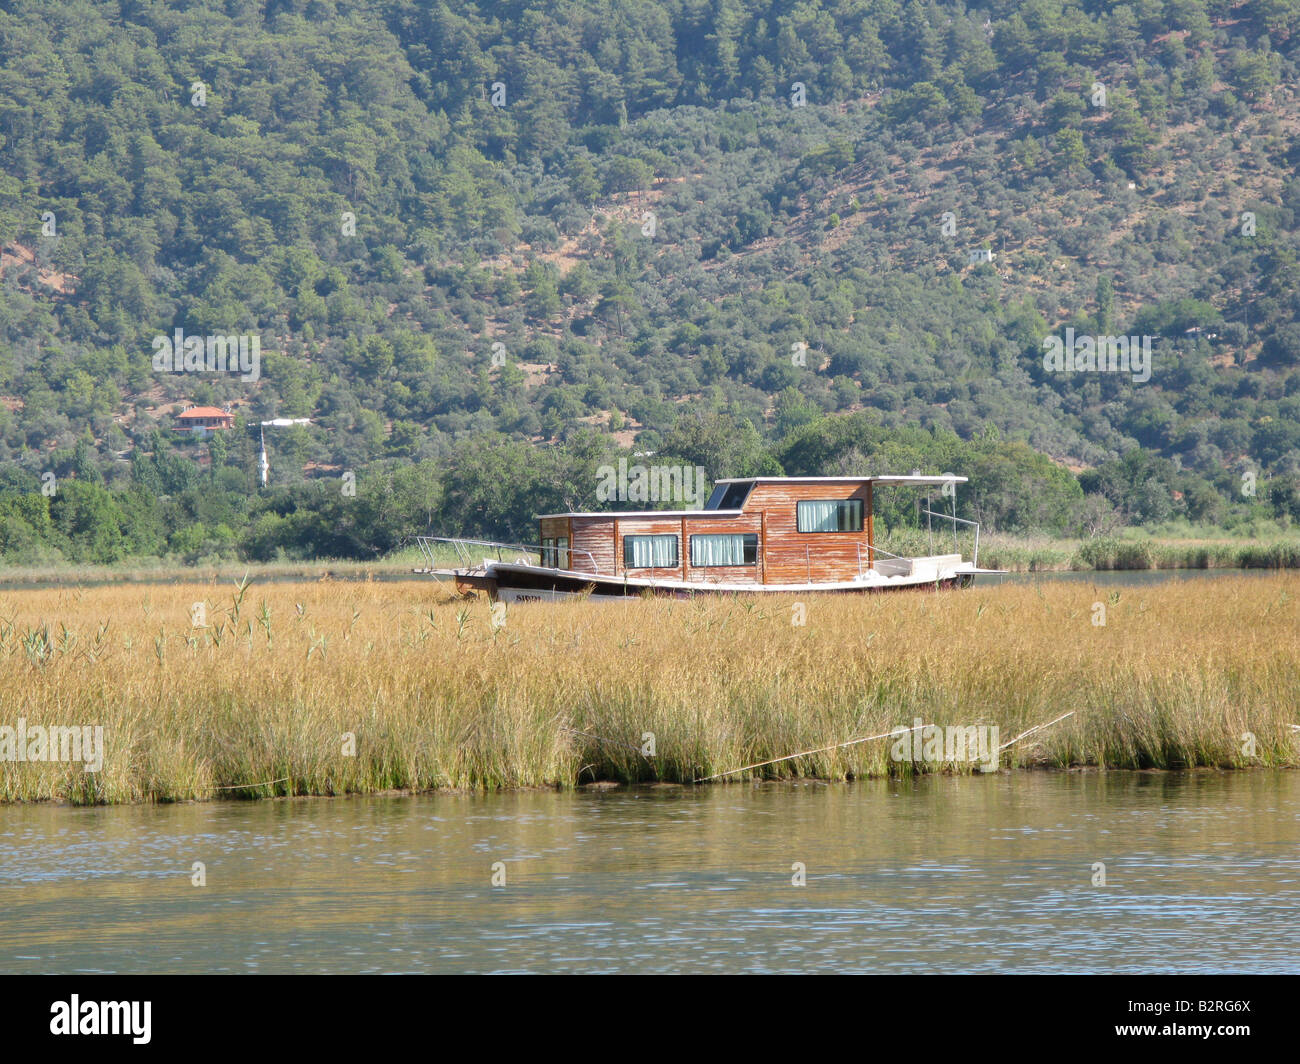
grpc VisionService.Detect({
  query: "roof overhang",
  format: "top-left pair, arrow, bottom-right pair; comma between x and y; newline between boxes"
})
864,475 -> 967,486
711,475 -> 968,486
536,509 -> 742,519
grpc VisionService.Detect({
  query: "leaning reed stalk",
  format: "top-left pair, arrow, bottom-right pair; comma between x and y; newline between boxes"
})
0,575 -> 1296,803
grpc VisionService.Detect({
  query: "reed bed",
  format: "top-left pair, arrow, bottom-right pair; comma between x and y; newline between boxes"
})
0,575 -> 1297,803
979,536 -> 1300,572
872,529 -> 1300,572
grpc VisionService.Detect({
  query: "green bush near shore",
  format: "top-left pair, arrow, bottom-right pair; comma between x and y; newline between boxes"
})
1067,538 -> 1300,572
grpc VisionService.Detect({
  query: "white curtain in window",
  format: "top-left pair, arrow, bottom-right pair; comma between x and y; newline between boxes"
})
799,500 -> 842,532
628,536 -> 676,567
692,535 -> 747,566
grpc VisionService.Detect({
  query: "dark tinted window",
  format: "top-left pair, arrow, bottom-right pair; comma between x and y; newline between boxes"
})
706,481 -> 753,510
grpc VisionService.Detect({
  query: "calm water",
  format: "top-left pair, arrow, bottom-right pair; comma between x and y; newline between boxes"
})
978,567 -> 1282,586
2,772 -> 1298,973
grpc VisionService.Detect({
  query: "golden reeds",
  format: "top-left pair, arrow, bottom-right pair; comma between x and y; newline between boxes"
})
0,574 -> 1296,803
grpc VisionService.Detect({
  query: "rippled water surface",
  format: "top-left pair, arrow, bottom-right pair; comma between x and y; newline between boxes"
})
3,772 -> 1298,973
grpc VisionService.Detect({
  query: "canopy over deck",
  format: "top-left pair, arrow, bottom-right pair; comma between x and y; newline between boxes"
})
710,475 -> 968,486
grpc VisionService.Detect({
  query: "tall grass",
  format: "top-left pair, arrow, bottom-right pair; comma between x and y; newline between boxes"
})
0,551 -> 427,587
973,534 -> 1300,572
0,575 -> 1297,803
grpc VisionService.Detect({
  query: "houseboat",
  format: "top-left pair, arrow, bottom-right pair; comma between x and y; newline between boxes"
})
418,475 -> 1003,602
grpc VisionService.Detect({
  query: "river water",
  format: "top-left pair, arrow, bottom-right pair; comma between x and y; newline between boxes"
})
3,771 -> 1298,973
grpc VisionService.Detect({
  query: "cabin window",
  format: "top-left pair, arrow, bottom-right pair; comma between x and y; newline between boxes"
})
541,537 -> 569,567
623,534 -> 678,568
690,533 -> 758,567
705,481 -> 753,510
797,499 -> 863,533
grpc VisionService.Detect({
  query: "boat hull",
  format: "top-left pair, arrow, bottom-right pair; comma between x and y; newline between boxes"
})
433,559 -> 992,603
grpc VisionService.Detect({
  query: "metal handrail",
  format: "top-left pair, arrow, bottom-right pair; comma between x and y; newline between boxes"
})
415,536 -> 601,574
919,510 -> 981,569
862,515 -> 982,574
419,516 -> 983,586
853,540 -> 926,575
864,542 -> 915,561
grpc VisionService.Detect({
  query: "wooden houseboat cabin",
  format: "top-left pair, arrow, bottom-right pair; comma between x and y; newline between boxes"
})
421,475 -> 1001,602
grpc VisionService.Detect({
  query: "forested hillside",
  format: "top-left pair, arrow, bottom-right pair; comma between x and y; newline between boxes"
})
1,0 -> 1298,562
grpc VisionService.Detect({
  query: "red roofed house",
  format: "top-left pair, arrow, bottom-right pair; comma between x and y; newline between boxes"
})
175,406 -> 235,438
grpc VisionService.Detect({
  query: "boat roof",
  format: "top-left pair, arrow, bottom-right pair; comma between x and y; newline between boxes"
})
536,474 -> 967,519
536,508 -> 744,519
711,475 -> 967,485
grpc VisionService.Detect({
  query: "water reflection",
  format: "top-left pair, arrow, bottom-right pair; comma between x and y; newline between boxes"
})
2,772 -> 1298,973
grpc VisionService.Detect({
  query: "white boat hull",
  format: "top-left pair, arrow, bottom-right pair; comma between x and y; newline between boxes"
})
433,555 -> 1003,602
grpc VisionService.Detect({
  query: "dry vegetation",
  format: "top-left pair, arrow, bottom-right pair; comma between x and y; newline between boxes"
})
1,575 -> 1297,804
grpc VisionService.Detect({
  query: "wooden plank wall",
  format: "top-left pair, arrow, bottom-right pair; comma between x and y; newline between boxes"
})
539,517 -> 569,541
745,482 -> 872,584
613,516 -> 684,579
563,514 -> 764,580
548,481 -> 875,584
568,516 -> 613,574
676,515 -> 762,583
538,516 -> 572,568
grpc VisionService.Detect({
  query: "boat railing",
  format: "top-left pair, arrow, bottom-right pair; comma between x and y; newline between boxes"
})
857,541 -> 919,578
920,510 -> 981,569
861,542 -> 913,562
415,536 -> 601,573
859,515 -> 982,577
